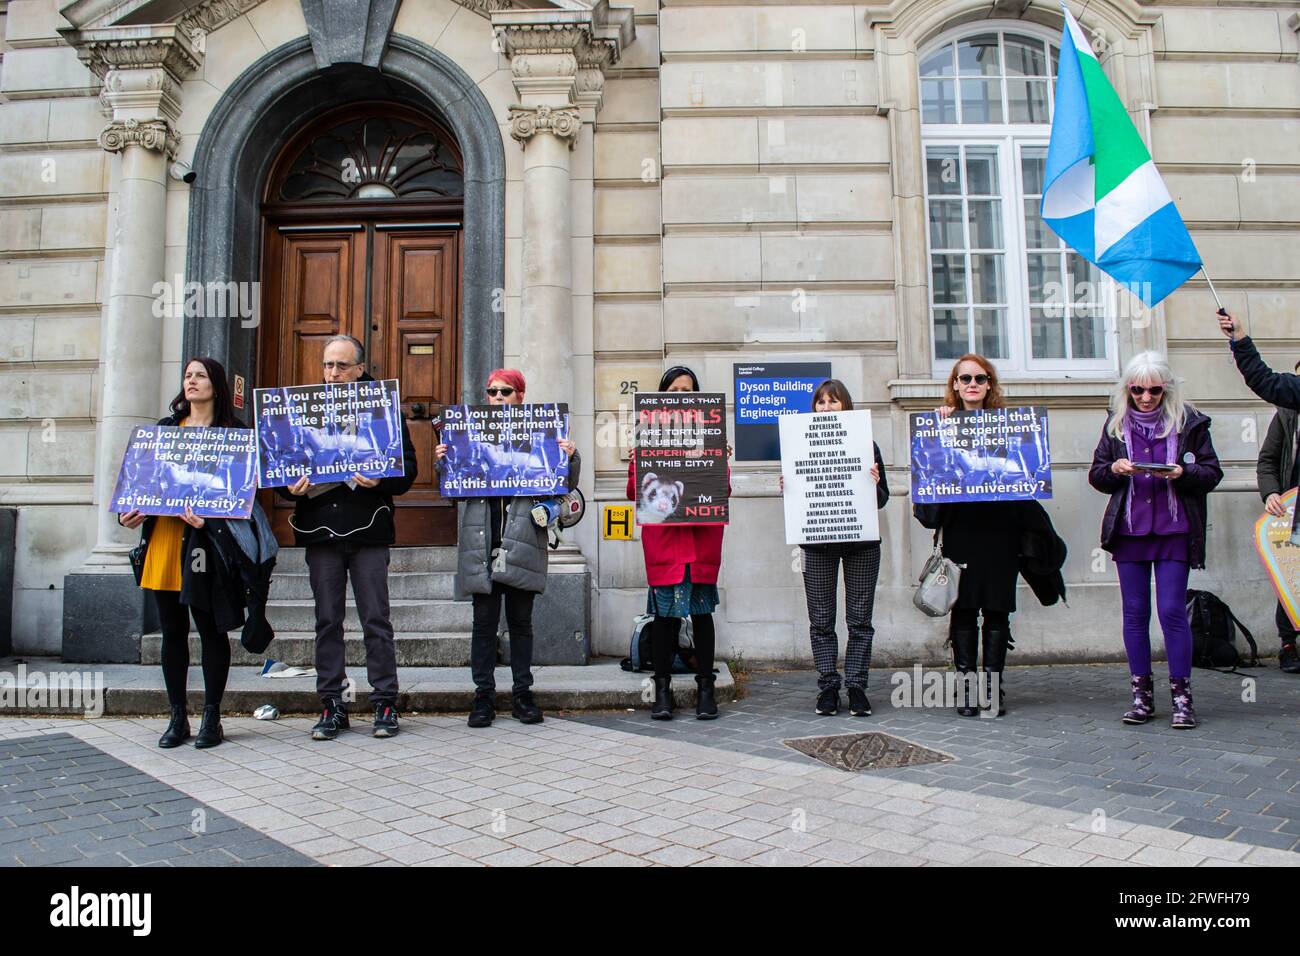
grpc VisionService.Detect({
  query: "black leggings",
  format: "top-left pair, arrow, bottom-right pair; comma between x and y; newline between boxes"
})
153,590 -> 230,708
952,608 -> 1009,631
651,613 -> 715,680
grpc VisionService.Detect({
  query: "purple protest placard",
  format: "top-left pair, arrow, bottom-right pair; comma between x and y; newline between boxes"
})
109,425 -> 257,518
254,379 -> 405,488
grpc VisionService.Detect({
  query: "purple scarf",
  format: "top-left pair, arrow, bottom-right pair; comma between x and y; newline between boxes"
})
1121,406 -> 1179,532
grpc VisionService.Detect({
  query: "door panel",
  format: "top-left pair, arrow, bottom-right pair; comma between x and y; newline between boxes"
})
371,229 -> 460,546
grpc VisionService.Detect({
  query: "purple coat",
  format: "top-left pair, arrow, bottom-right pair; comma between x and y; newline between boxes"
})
1088,408 -> 1223,569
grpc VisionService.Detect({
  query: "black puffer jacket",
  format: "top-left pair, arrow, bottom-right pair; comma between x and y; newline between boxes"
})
274,375 -> 419,546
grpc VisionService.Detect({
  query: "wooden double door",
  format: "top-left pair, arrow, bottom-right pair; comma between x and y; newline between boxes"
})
257,219 -> 461,546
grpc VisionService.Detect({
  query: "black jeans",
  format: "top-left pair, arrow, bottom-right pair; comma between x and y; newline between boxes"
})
1278,602 -> 1298,645
471,582 -> 536,695
306,542 -> 399,706
153,589 -> 229,708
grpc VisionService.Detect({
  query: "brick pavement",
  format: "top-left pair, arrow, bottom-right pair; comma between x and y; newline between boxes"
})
569,662 -> 1300,854
0,669 -> 1296,867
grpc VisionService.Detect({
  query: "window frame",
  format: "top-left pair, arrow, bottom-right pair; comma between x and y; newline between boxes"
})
918,23 -> 1118,379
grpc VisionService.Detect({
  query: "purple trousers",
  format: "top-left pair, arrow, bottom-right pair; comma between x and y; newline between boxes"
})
1116,559 -> 1192,679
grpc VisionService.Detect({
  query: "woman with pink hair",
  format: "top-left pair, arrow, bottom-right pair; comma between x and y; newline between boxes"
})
436,369 -> 579,728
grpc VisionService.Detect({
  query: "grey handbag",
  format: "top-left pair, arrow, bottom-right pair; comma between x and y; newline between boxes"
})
913,529 -> 963,617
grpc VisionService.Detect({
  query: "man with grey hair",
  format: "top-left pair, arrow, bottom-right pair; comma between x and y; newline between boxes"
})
278,334 -> 418,739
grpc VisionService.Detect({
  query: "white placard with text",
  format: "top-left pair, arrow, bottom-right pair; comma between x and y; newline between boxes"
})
779,410 -> 879,546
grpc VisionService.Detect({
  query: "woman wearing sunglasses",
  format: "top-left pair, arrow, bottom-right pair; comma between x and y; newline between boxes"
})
436,369 -> 579,728
1088,353 -> 1221,729
914,354 -> 1028,716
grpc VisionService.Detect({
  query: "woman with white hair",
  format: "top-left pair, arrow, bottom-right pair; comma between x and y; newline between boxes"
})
1088,352 -> 1223,728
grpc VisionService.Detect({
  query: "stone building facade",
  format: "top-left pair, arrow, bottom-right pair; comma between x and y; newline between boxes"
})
1,0 -> 1297,665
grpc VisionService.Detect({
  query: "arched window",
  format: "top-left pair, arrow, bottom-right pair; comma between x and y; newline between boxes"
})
268,104 -> 464,203
920,26 -> 1112,374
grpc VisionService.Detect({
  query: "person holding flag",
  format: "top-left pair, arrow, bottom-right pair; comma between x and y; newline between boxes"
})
1043,5 -> 1226,727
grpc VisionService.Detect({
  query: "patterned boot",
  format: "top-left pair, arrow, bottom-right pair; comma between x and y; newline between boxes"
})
1121,674 -> 1154,724
1169,676 -> 1197,729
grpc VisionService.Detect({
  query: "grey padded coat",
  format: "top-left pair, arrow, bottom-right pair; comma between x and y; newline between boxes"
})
450,451 -> 581,597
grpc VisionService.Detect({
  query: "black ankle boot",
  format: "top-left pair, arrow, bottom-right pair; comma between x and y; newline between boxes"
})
158,705 -> 190,749
651,676 -> 674,720
194,704 -> 224,749
950,621 -> 979,717
695,675 -> 718,720
982,625 -> 1011,717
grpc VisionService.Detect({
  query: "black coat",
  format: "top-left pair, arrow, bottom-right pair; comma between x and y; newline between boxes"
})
274,374 -> 419,547
1258,407 -> 1298,502
1087,409 -> 1223,570
800,442 -> 890,554
1231,336 -> 1300,410
913,498 -> 1067,613
134,414 -> 276,639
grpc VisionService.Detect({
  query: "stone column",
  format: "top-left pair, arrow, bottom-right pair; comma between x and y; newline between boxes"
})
509,101 -> 581,406
62,27 -> 198,661
494,13 -> 626,663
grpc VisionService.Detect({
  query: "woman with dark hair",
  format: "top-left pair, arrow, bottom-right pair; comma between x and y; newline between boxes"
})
913,354 -> 1036,717
117,358 -> 262,749
436,368 -> 579,729
626,365 -> 727,720
784,379 -> 889,717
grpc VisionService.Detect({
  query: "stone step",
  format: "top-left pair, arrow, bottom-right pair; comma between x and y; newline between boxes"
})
141,632 -> 472,667
0,657 -> 734,715
264,599 -> 471,633
272,547 -> 458,574
268,571 -> 457,601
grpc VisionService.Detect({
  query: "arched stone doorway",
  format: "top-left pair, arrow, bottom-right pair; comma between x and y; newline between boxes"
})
182,33 -> 506,480
257,101 -> 465,545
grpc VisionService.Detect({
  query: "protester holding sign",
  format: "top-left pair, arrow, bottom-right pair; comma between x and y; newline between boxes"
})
279,335 -> 418,741
1256,371 -> 1300,674
781,380 -> 889,718
117,358 -> 273,750
913,355 -> 1066,718
1089,352 -> 1223,729
626,366 -> 730,721
436,369 -> 579,729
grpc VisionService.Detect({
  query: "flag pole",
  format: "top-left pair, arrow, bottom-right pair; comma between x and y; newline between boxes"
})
1200,266 -> 1226,315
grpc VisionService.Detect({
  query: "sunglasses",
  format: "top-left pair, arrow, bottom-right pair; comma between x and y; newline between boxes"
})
1129,385 -> 1165,397
486,386 -> 516,397
956,374 -> 990,386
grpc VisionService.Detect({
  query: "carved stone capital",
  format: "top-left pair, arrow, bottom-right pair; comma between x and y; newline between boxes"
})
63,24 -> 201,83
98,118 -> 180,158
508,105 -> 582,149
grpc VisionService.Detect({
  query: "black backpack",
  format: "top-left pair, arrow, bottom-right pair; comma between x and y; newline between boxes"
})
1186,589 -> 1259,671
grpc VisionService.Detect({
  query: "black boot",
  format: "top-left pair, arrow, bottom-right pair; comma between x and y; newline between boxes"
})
695,675 -> 718,720
981,624 -> 1010,717
950,620 -> 979,717
158,705 -> 190,749
651,676 -> 674,720
194,704 -> 224,749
